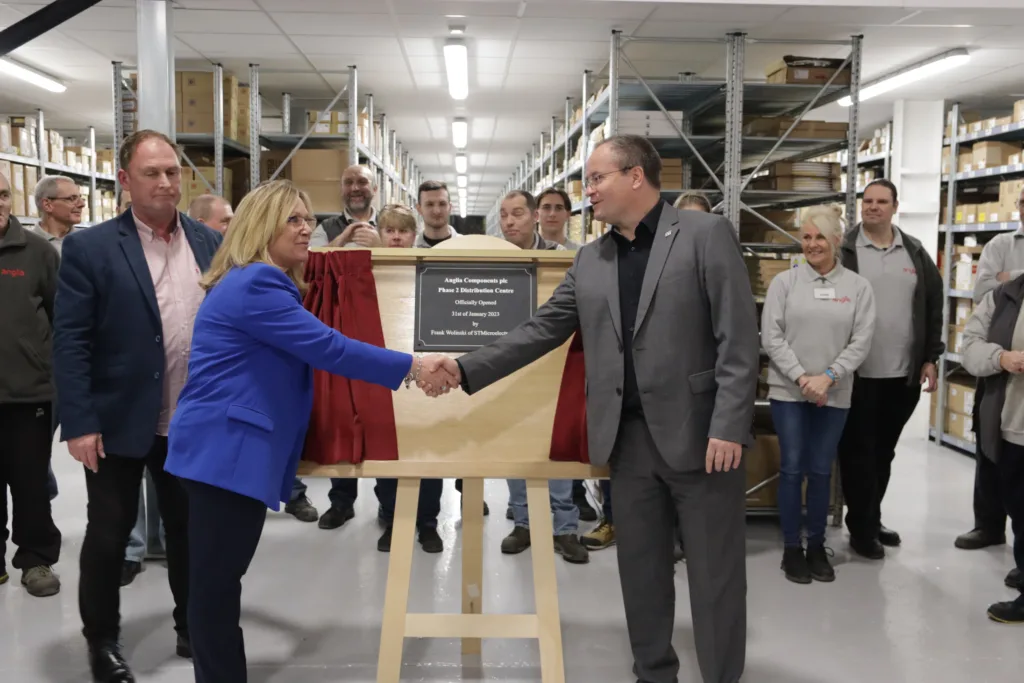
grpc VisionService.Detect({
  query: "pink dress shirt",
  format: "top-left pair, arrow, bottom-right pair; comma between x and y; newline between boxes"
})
133,211 -> 206,436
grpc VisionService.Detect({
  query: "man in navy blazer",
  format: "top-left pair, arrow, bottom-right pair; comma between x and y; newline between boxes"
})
53,130 -> 222,683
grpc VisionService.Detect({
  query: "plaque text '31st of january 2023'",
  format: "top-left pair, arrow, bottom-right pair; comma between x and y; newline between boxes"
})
414,263 -> 538,352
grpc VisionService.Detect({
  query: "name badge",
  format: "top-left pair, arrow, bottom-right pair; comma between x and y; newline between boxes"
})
814,287 -> 836,300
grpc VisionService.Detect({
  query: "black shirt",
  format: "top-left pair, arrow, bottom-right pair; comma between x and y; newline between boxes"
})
610,199 -> 664,418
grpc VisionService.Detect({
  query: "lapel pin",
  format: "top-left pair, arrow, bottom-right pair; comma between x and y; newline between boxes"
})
665,231 -> 671,237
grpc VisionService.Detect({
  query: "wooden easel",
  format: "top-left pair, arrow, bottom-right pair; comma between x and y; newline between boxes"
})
298,245 -> 599,682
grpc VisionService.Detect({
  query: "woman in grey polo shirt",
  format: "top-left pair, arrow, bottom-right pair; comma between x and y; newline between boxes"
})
761,206 -> 877,584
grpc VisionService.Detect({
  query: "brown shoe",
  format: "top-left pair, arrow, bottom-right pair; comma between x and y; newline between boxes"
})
581,521 -> 615,550
501,526 -> 531,554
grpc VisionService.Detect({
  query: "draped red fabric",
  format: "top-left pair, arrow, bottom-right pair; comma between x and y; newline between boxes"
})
548,330 -> 590,464
301,250 -> 400,465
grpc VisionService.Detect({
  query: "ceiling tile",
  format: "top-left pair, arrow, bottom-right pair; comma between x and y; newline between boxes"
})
294,36 -> 402,56
174,0 -> 261,8
395,15 -> 518,39
176,33 -> 298,56
392,0 -> 523,18
256,0 -> 388,11
512,40 -> 608,60
58,6 -> 135,31
472,117 -> 497,139
174,10 -> 279,33
66,31 -> 138,60
270,13 -> 395,37
648,3 -> 789,23
516,18 -> 639,41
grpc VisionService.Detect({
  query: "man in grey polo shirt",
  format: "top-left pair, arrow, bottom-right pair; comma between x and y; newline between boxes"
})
955,185 -> 1024,561
31,175 -> 85,255
838,179 -> 944,560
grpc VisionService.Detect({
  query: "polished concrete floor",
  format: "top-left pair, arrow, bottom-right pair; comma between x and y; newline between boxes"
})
2,413 -> 1022,682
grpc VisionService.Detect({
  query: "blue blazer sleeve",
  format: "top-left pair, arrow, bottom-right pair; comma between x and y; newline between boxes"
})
53,232 -> 101,439
235,264 -> 413,390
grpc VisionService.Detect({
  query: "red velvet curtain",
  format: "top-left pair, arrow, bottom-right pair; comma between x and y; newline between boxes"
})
302,250 -> 399,465
548,331 -> 590,464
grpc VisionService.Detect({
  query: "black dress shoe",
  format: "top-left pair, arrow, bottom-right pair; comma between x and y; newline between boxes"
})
987,597 -> 1024,624
418,526 -> 444,553
850,536 -> 885,560
955,529 -> 1006,550
176,633 -> 191,659
88,641 -> 135,683
119,561 -> 142,587
377,526 -> 393,553
318,504 -> 355,530
575,496 -> 598,523
1006,568 -> 1022,590
878,525 -> 901,547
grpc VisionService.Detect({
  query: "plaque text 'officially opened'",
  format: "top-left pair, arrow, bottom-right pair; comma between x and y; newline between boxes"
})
414,263 -> 538,351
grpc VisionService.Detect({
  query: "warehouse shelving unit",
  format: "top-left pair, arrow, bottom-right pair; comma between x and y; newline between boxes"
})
0,108 -> 116,226
931,104 -> 1024,457
492,31 -> 865,527
490,30 -> 863,257
113,63 -> 419,214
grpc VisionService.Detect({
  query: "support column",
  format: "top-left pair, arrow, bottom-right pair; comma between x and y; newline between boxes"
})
214,63 -> 224,195
608,30 -> 620,137
723,32 -> 745,229
550,116 -> 557,181
845,35 -> 863,230
282,93 -> 291,134
348,65 -> 358,166
890,99 -> 945,258
136,0 -> 175,136
249,64 -> 260,192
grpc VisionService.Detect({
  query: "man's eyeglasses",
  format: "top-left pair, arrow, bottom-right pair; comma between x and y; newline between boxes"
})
49,195 -> 85,204
583,167 -> 635,189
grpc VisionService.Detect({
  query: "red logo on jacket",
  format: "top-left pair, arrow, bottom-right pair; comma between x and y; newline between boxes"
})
833,296 -> 851,304
1,268 -> 26,277
904,267 -> 917,275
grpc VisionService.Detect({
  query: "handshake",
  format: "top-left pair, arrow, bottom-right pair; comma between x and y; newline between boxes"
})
410,354 -> 463,398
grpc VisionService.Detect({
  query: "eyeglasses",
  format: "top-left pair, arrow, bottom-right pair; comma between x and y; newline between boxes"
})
583,167 -> 635,189
287,215 -> 317,228
49,195 -> 85,204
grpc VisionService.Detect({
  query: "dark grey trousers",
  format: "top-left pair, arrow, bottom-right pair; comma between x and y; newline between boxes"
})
610,416 -> 746,683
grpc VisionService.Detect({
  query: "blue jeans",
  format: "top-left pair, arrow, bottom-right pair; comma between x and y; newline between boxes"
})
770,400 -> 849,548
507,479 -> 578,535
126,473 -> 166,563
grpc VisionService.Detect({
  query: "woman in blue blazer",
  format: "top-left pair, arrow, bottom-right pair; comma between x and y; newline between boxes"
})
165,180 -> 455,683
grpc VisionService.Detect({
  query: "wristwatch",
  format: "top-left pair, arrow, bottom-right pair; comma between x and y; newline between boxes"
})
825,367 -> 839,383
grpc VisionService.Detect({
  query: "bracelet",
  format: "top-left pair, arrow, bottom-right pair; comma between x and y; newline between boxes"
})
825,367 -> 838,383
404,356 -> 422,389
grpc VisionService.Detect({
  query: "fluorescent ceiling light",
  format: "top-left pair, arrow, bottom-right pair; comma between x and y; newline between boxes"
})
839,48 -> 970,107
452,118 -> 468,149
457,175 -> 468,188
455,154 -> 468,174
458,187 -> 468,199
460,207 -> 467,218
449,24 -> 466,35
0,57 -> 66,93
444,39 -> 469,100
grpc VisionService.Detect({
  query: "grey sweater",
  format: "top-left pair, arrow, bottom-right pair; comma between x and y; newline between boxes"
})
761,262 -> 877,409
962,289 -> 1024,447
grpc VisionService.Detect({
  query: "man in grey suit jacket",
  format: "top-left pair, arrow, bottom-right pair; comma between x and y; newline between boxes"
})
436,135 -> 759,683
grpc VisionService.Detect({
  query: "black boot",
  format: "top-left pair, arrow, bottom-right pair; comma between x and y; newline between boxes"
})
781,547 -> 811,584
88,642 -> 135,683
806,544 -> 835,582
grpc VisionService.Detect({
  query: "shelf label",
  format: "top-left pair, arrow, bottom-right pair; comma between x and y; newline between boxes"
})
414,263 -> 537,351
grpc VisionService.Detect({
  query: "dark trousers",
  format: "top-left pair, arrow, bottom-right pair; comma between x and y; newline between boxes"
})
999,442 -> 1024,575
600,479 -> 613,523
374,478 -> 442,528
0,403 -> 61,570
184,478 -> 266,683
972,448 -> 1008,534
770,401 -> 848,548
79,437 -> 189,643
612,417 -> 746,683
838,376 -> 920,541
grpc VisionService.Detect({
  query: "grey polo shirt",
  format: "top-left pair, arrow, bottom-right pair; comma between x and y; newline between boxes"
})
974,227 -> 1024,303
856,228 -> 918,379
761,262 -> 876,409
30,224 -> 81,256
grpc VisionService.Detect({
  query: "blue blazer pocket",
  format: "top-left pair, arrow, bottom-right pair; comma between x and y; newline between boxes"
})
688,369 -> 717,394
227,404 -> 274,432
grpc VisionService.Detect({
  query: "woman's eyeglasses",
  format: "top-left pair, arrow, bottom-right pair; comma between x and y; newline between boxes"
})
287,215 -> 317,228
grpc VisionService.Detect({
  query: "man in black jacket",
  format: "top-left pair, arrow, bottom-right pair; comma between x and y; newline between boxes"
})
838,179 -> 944,559
0,171 -> 62,597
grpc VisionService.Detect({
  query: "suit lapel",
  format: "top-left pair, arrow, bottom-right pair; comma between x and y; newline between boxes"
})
117,212 -> 161,324
598,234 -> 623,344
181,215 -> 213,270
634,208 -> 679,338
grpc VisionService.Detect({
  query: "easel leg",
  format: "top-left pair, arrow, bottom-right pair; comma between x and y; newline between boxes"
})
461,477 -> 484,655
377,477 -> 420,683
525,479 -> 566,683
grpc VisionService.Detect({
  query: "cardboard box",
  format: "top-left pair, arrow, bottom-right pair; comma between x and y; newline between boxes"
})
10,162 -> 26,216
765,56 -> 851,86
743,116 -> 848,139
307,110 -> 333,135
750,175 -> 841,192
1014,100 -> 1024,123
291,149 -> 347,182
954,299 -> 973,325
973,141 -> 1021,169
947,324 -> 967,354
947,379 -> 976,416
0,160 -> 10,188
946,410 -> 975,441
957,148 -> 973,174
294,181 -> 343,214
23,165 -> 38,217
953,257 -> 977,291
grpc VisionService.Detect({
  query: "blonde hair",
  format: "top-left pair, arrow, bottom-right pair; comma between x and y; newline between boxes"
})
801,205 -> 845,257
200,179 -> 312,293
378,203 -> 418,233
673,191 -> 711,212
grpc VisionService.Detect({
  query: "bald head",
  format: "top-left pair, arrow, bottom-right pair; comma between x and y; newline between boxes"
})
188,194 -> 233,234
341,164 -> 376,218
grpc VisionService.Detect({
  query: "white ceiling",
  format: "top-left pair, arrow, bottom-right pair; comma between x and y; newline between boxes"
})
1,1 -> 1023,213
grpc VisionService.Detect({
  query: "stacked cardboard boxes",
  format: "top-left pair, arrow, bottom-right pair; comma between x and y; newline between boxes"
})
764,56 -> 851,86
289,149 -> 347,213
307,110 -> 347,136
661,158 -> 683,191
175,71 -> 246,142
751,161 -> 842,192
931,378 -> 977,443
747,257 -> 792,297
744,116 -> 848,140
176,166 -> 235,213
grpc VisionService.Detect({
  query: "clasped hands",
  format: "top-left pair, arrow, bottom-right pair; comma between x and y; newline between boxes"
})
415,354 -> 462,398
798,373 -> 833,407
